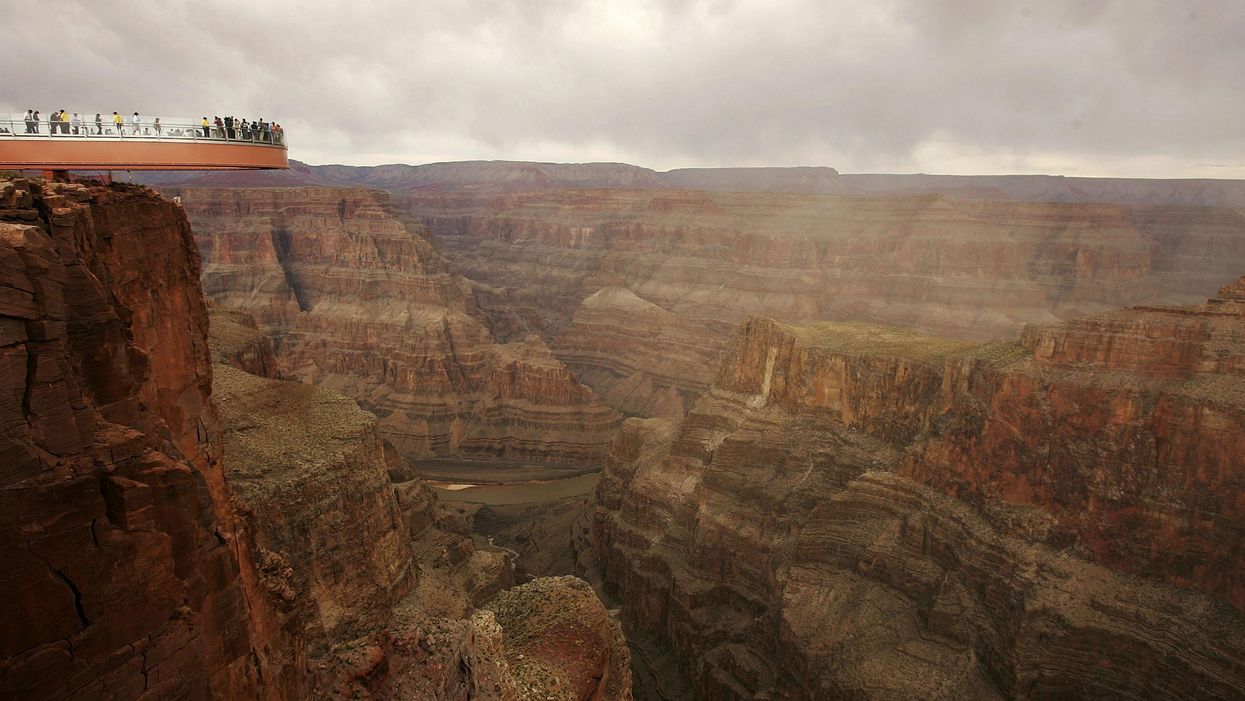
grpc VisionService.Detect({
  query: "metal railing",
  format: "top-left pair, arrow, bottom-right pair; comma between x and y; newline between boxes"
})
0,114 -> 287,147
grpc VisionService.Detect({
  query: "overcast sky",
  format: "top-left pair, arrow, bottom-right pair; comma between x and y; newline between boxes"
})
3,0 -> 1242,177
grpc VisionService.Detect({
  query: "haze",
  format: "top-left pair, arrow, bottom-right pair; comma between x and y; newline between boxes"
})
3,0 -> 1242,177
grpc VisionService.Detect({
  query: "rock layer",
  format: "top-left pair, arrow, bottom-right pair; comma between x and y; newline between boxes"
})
401,187 -> 1245,424
175,186 -> 621,466
1,179 -> 633,700
551,287 -> 725,417
593,290 -> 1245,699
0,180 -> 271,699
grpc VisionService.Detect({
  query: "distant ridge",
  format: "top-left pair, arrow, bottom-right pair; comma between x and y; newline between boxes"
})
135,159 -> 1245,207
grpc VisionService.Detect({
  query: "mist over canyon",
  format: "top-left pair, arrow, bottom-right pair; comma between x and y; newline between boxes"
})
3,160 -> 1245,700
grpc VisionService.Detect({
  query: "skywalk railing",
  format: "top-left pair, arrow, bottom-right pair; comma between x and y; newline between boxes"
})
0,115 -> 287,147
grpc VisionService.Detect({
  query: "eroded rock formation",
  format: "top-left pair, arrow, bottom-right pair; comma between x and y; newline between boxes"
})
175,186 -> 621,465
594,288 -> 1245,699
551,287 -> 725,417
213,362 -> 631,700
397,186 -> 1245,427
0,179 -> 271,698
1,179 -> 632,700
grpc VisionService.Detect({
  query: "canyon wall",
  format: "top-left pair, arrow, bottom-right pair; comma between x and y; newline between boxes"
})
146,164 -> 1245,426
144,161 -> 1245,209
401,186 -> 1244,422
174,186 -> 621,466
212,358 -> 632,700
593,284 -> 1245,699
0,178 -> 631,699
0,179 -> 272,698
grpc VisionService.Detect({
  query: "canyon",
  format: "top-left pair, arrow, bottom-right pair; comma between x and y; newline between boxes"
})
5,160 -> 1244,700
593,283 -> 1245,699
173,185 -> 621,465
156,164 -> 1245,429
0,178 -> 630,700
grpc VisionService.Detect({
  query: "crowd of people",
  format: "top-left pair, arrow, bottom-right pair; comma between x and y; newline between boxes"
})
16,109 -> 284,145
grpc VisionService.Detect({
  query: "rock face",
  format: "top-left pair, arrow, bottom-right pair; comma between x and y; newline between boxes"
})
400,187 -> 1245,425
551,287 -> 726,417
0,180 -> 271,699
593,292 -> 1245,699
410,189 -> 1245,342
213,364 -> 419,673
209,306 -> 279,379
213,362 -> 634,700
175,186 -> 621,466
485,576 -> 631,701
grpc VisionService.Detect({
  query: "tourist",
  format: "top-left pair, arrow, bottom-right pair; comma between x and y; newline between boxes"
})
202,116 -> 210,138
32,111 -> 40,134
112,112 -> 123,135
214,116 -> 224,138
95,113 -> 103,135
263,120 -> 272,143
48,111 -> 58,135
154,117 -> 161,136
71,113 -> 82,135
23,109 -> 35,133
240,119 -> 250,141
132,112 -> 141,136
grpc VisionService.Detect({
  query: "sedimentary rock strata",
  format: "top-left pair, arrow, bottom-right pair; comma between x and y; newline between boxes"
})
593,290 -> 1245,699
209,306 -> 280,378
1,179 -> 632,700
552,287 -> 725,417
175,186 -> 621,466
0,180 -> 271,698
408,188 -> 1245,343
397,186 -> 1245,428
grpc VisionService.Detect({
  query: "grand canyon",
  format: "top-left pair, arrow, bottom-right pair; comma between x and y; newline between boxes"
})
3,160 -> 1243,700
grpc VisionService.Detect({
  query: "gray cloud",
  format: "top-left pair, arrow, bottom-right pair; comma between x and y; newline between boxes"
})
2,0 -> 1242,177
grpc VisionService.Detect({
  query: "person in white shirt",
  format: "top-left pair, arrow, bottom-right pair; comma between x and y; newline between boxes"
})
131,112 -> 141,136
71,113 -> 82,135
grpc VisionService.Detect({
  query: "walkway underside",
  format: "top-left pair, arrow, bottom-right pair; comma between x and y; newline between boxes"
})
0,138 -> 288,170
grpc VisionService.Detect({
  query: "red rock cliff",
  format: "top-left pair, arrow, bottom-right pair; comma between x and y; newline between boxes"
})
0,179 -> 274,699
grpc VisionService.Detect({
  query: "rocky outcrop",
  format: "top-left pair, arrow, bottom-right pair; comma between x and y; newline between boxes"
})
209,320 -> 632,698
594,292 -> 1245,699
213,364 -> 419,667
175,186 -> 621,466
0,179 -> 273,699
486,576 -> 631,701
552,287 -> 725,417
209,306 -> 279,378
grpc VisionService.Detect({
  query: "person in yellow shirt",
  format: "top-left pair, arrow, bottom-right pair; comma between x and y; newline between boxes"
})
202,116 -> 210,138
112,111 -> 123,135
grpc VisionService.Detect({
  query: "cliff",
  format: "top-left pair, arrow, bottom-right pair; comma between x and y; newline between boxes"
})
0,179 -> 273,698
173,186 -> 621,466
0,178 -> 631,699
552,287 -> 725,417
593,288 -> 1245,699
209,306 -> 279,379
213,362 -> 631,699
399,187 -> 1245,424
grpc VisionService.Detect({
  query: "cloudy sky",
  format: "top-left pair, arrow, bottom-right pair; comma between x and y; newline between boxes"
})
3,0 -> 1242,177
